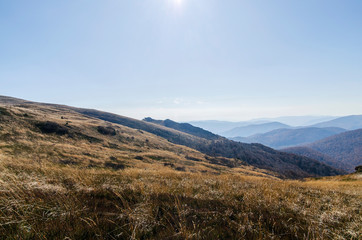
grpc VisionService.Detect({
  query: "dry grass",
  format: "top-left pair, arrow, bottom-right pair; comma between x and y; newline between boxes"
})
0,104 -> 361,239
0,158 -> 360,239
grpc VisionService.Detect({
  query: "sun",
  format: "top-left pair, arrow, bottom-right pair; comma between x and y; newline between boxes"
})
174,0 -> 183,6
168,0 -> 185,10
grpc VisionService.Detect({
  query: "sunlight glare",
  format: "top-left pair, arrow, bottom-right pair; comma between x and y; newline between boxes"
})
174,0 -> 183,7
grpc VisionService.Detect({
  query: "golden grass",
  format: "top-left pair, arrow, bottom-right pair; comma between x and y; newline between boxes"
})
0,104 -> 361,239
0,154 -> 361,239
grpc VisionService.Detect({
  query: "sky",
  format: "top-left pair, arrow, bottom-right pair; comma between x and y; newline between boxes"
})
1,0 -> 362,121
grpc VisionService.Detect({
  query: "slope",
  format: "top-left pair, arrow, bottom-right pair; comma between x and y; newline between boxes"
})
306,129 -> 362,172
282,146 -> 350,172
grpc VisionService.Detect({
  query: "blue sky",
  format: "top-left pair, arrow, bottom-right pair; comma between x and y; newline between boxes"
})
1,0 -> 362,121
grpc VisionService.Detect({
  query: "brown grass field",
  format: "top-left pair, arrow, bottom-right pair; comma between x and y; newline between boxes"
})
0,104 -> 361,239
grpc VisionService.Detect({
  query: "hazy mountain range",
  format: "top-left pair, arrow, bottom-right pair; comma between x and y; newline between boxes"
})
190,115 -> 361,137
194,115 -> 362,151
222,122 -> 291,138
232,127 -> 347,149
190,113 -> 362,173
189,116 -> 337,134
188,120 -> 268,134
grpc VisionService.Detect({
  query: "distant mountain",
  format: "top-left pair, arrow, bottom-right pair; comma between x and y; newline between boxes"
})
188,120 -> 269,134
283,129 -> 362,172
222,122 -> 290,138
189,116 -> 336,134
312,115 -> 362,130
257,116 -> 337,127
233,127 -> 346,149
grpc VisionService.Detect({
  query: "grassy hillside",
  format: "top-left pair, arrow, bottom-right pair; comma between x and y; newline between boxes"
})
0,102 -> 272,177
234,127 -> 346,149
0,98 -> 360,239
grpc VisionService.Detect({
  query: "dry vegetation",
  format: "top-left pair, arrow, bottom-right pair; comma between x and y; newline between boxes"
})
0,160 -> 360,239
0,104 -> 361,239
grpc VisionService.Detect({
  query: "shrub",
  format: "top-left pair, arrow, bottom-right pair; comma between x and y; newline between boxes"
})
97,126 -> 116,136
36,121 -> 69,135
104,161 -> 125,170
0,107 -> 11,116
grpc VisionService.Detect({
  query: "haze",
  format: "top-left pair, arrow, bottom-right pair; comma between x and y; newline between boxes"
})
1,0 -> 362,121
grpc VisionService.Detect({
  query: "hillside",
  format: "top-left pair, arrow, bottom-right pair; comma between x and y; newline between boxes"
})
282,146 -> 351,172
0,98 -> 276,178
222,122 -> 290,138
0,96 -> 343,179
233,127 -> 346,149
282,129 -> 362,172
306,129 -> 362,172
312,115 -> 362,130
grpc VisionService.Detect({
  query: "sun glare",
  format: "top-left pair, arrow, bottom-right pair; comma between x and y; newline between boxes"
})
174,0 -> 183,6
